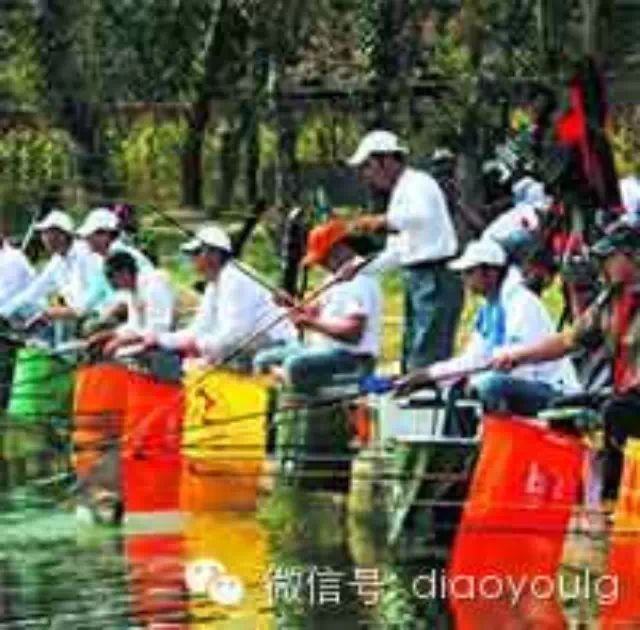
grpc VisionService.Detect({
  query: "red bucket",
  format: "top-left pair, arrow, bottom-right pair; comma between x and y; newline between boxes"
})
121,371 -> 184,513
449,415 -> 585,629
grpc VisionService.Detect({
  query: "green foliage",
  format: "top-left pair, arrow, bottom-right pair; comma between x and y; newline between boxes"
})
108,117 -> 186,204
0,127 -> 71,232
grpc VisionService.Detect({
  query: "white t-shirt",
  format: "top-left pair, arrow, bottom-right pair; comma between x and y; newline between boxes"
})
367,167 -> 458,272
312,274 -> 382,357
0,242 -> 35,310
620,175 -> 640,216
116,270 -> 175,336
429,270 -> 581,393
159,263 -> 296,361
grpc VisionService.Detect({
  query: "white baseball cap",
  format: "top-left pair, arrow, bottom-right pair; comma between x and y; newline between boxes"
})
347,130 -> 408,167
77,208 -> 119,237
449,239 -> 507,271
181,224 -> 232,254
35,210 -> 74,234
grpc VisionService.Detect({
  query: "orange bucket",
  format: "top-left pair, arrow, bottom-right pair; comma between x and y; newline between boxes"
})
121,370 -> 184,513
601,438 -> 640,627
72,363 -> 129,478
449,415 -> 585,629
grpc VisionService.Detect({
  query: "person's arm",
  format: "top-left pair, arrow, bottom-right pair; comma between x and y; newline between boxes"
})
293,309 -> 365,343
395,330 -> 488,395
492,332 -> 574,370
0,258 -> 58,318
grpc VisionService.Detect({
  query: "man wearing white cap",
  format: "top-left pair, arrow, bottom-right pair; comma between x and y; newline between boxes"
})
77,207 -> 153,273
345,129 -> 463,372
0,210 -> 106,324
143,224 -> 295,368
396,238 -> 580,415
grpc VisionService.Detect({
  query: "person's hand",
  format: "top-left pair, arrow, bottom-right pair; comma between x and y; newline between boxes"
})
273,289 -> 296,309
86,330 -> 114,350
394,368 -> 437,397
290,305 -> 318,329
491,349 -> 521,372
140,331 -> 160,352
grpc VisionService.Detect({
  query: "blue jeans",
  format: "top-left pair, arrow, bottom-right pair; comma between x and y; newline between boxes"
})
403,264 -> 463,373
471,372 -> 559,417
254,342 -> 374,395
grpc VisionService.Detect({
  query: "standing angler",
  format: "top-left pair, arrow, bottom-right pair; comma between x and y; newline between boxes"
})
344,130 -> 462,372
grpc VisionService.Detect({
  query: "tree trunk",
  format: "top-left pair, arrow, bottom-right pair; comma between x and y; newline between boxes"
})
181,101 -> 209,209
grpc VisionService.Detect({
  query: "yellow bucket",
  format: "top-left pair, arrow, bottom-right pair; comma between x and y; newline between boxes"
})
182,369 -> 270,511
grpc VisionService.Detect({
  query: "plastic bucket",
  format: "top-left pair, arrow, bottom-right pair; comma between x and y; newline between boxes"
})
72,363 -> 129,479
449,415 -> 585,628
601,438 -> 640,628
121,370 -> 184,513
7,347 -> 74,422
182,369 -> 269,511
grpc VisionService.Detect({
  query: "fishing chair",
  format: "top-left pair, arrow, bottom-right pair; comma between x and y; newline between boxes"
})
352,384 -> 482,549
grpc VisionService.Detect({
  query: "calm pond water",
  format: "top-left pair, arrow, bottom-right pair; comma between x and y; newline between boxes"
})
0,448 -> 454,629
0,422 -> 625,629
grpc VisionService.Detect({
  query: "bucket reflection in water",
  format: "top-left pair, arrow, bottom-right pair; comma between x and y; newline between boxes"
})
183,512 -> 270,627
181,369 -> 269,512
125,532 -> 188,628
448,415 -> 585,628
601,438 -> 640,627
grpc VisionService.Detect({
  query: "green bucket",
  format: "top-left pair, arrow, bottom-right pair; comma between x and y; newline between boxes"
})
7,347 -> 74,422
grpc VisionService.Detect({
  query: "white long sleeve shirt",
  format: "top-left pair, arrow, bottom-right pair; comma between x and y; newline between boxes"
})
0,240 -> 107,318
115,270 -> 175,336
0,242 -> 35,310
366,167 -> 458,273
158,263 -> 296,361
429,269 -> 581,393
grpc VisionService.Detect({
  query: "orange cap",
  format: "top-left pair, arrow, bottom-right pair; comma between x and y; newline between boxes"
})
301,219 -> 348,267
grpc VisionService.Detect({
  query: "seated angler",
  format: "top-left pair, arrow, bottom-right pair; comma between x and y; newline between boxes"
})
397,238 -> 580,416
86,251 -> 176,358
0,210 -> 107,333
254,219 -> 382,400
142,224 -> 295,370
492,224 -> 640,501
77,207 -> 154,272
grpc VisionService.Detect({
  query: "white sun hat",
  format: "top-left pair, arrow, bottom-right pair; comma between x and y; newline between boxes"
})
347,130 -> 409,167
35,210 -> 74,234
180,224 -> 232,254
77,208 -> 119,237
449,238 -> 507,271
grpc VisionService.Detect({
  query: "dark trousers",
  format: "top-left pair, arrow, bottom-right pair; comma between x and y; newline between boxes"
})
402,264 -> 463,373
602,392 -> 640,500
